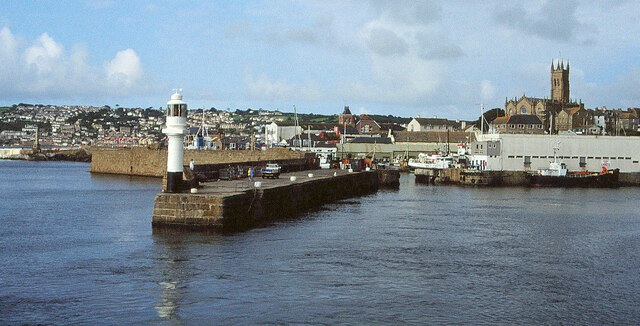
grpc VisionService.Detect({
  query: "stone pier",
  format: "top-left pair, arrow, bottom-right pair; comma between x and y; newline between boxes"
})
152,169 -> 399,232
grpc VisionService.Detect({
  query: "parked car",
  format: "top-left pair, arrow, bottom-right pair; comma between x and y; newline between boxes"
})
261,163 -> 281,179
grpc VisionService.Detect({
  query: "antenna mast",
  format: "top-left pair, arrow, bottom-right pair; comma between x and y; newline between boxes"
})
480,104 -> 485,135
294,105 -> 300,148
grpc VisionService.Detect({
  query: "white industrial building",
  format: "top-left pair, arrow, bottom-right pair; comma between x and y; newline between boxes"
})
469,133 -> 640,173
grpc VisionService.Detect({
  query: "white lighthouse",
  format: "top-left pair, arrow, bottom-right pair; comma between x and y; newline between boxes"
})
162,90 -> 188,193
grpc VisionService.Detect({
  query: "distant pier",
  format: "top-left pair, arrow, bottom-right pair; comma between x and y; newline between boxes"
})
152,169 -> 399,232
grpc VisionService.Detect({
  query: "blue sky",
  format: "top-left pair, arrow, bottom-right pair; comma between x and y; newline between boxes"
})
1,0 -> 639,120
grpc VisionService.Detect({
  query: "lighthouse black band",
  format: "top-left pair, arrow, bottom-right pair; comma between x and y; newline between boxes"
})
166,172 -> 183,193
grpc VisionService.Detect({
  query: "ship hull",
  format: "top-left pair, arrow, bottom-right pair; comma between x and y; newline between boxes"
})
527,169 -> 619,188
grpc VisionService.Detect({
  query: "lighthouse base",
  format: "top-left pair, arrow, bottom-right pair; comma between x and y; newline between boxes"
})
165,172 -> 183,193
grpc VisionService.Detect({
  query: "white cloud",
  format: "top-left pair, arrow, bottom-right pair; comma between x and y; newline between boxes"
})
244,70 -> 323,102
343,54 -> 442,105
0,28 -> 145,99
480,80 -> 496,103
24,33 -> 63,74
369,0 -> 442,25
365,27 -> 408,57
494,1 -> 596,43
0,27 -> 19,58
105,49 -> 143,88
356,106 -> 370,115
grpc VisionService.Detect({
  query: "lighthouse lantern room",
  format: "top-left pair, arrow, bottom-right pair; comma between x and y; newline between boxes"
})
162,90 -> 187,193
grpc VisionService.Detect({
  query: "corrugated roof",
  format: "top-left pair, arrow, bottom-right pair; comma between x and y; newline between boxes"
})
393,131 -> 469,143
273,121 -> 298,126
491,115 -> 542,125
349,137 -> 392,144
413,118 -> 460,127
507,114 -> 543,124
379,123 -> 405,131
491,116 -> 509,124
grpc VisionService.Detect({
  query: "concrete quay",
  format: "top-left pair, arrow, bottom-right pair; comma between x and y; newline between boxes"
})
152,169 -> 399,232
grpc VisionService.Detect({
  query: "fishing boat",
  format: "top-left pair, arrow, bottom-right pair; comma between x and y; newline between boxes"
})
408,143 -> 468,170
526,146 -> 619,187
408,153 -> 453,169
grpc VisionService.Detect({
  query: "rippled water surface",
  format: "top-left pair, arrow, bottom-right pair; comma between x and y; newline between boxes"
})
1,160 -> 639,324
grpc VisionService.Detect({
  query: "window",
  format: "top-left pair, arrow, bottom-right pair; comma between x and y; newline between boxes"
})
520,107 -> 527,114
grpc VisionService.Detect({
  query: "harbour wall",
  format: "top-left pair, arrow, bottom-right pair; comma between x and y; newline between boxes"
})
152,170 -> 394,232
90,147 -> 309,177
0,148 -> 31,160
0,147 -> 91,161
415,168 -> 528,186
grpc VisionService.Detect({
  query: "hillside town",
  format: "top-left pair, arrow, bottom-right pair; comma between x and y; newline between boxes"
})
1,60 -> 640,157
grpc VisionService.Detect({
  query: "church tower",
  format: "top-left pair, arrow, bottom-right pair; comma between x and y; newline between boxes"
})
339,106 -> 355,127
551,59 -> 570,103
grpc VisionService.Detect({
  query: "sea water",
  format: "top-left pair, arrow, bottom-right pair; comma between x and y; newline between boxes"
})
1,160 -> 639,324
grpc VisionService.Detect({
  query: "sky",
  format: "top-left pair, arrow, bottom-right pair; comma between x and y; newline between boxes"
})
1,0 -> 639,120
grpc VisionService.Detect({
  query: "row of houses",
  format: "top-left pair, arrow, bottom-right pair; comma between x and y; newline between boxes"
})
263,106 -> 472,147
489,108 -> 640,135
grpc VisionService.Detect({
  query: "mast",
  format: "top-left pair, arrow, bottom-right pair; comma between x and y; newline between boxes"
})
446,129 -> 450,156
308,124 -> 311,150
294,105 -> 300,148
480,103 -> 485,135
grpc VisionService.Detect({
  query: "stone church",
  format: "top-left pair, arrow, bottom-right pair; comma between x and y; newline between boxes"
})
505,60 -> 583,133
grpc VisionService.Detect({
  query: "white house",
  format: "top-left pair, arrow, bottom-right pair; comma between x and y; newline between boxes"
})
264,121 -> 302,147
406,117 -> 463,132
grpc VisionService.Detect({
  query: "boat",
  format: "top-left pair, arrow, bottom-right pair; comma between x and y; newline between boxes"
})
408,153 -> 453,169
408,143 -> 468,170
526,146 -> 619,187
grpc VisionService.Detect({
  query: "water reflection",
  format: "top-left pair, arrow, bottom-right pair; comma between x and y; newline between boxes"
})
153,233 -> 190,322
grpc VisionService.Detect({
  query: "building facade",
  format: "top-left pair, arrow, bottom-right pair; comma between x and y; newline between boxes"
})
470,133 -> 640,172
265,122 -> 302,146
356,114 -> 381,134
406,117 -> 462,132
505,60 -> 584,133
490,115 -> 544,134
